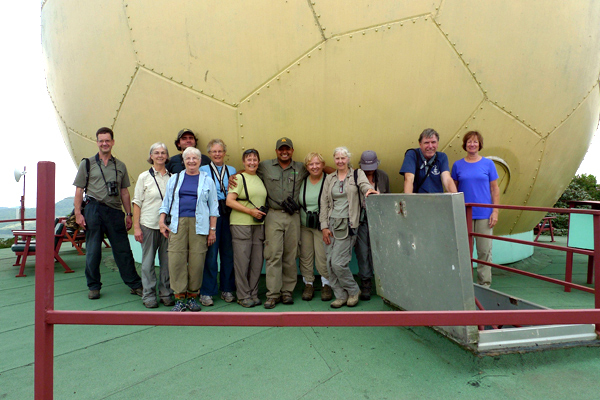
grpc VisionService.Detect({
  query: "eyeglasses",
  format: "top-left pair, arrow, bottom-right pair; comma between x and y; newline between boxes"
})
339,181 -> 344,193
210,150 -> 225,154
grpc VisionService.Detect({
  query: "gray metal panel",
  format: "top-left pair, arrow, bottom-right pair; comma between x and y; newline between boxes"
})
366,193 -> 478,344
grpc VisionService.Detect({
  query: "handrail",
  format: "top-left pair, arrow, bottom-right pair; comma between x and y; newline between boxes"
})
34,163 -> 600,399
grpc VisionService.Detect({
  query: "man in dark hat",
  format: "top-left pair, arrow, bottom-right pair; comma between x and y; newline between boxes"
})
166,128 -> 210,173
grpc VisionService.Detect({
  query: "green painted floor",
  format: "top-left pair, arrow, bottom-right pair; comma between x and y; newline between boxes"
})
1,236 -> 599,399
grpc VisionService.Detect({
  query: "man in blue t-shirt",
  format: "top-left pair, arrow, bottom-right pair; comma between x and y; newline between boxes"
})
400,128 -> 457,194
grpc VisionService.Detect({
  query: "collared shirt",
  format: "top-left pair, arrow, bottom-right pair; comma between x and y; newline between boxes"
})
159,170 -> 219,235
257,159 -> 308,210
200,164 -> 237,200
73,153 -> 130,210
132,167 -> 171,229
399,149 -> 449,193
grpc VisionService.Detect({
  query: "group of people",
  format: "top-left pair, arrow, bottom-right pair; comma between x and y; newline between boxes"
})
73,126 -> 499,312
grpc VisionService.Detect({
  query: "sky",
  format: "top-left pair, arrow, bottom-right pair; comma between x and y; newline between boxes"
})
1,3 -> 599,210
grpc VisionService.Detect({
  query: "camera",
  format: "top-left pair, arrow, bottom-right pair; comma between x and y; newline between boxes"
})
253,206 -> 268,223
164,214 -> 172,225
106,181 -> 119,196
280,196 -> 301,215
306,211 -> 320,230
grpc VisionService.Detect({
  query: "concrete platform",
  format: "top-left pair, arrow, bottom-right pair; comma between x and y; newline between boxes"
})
1,236 -> 600,399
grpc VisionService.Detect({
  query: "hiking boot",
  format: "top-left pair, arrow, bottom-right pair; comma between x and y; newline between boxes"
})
264,297 -> 280,309
321,285 -> 333,302
186,296 -> 202,312
302,284 -> 315,301
330,298 -> 347,308
160,297 -> 175,307
237,298 -> 255,308
347,294 -> 360,307
144,299 -> 159,309
171,300 -> 187,312
281,292 -> 294,304
88,290 -> 100,300
221,292 -> 235,303
359,278 -> 372,301
200,295 -> 214,306
130,287 -> 143,297
252,298 -> 262,306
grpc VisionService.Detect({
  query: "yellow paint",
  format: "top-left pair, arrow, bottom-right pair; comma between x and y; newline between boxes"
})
41,0 -> 600,235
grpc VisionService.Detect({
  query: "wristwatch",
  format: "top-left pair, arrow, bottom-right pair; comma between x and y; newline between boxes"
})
126,213 -> 133,217
210,227 -> 216,231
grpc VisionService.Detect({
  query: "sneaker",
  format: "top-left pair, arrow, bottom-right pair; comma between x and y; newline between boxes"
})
330,298 -> 347,308
186,296 -> 202,312
302,284 -> 315,301
200,295 -> 214,306
160,297 -> 175,307
237,298 -> 255,308
347,294 -> 359,307
88,290 -> 100,300
221,292 -> 235,303
130,287 -> 143,297
144,299 -> 159,308
321,285 -> 333,302
264,297 -> 280,309
282,293 -> 294,304
171,300 -> 187,312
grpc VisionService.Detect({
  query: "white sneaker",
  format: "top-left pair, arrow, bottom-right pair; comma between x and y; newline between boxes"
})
200,295 -> 214,306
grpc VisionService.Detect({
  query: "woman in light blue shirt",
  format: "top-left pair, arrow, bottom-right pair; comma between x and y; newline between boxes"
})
159,147 -> 219,311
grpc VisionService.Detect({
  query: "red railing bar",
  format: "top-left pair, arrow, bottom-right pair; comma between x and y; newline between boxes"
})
34,162 -> 55,400
46,309 -> 600,327
0,218 -> 36,224
473,258 -> 594,294
471,232 -> 594,256
593,214 -> 600,332
465,203 -> 600,215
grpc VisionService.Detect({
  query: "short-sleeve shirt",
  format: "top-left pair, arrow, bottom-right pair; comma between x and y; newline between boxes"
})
257,159 -> 309,210
229,173 -> 268,226
132,167 -> 171,229
399,149 -> 449,193
73,154 -> 130,210
451,157 -> 499,219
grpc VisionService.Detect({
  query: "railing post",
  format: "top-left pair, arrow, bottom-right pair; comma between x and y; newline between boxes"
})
35,162 -> 55,399
593,213 -> 600,334
466,204 -> 474,269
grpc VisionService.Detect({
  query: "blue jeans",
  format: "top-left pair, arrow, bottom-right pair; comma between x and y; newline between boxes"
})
83,199 -> 142,291
200,209 -> 235,296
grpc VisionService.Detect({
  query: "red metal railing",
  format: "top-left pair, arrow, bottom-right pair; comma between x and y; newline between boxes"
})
465,203 -> 600,308
34,162 -> 600,399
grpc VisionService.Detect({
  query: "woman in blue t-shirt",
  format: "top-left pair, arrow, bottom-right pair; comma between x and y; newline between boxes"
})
451,131 -> 499,287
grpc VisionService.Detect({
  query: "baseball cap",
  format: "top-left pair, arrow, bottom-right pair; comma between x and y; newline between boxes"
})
359,150 -> 380,171
276,137 -> 294,149
176,128 -> 197,141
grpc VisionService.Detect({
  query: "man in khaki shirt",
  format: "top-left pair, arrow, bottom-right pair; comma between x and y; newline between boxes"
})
257,138 -> 308,308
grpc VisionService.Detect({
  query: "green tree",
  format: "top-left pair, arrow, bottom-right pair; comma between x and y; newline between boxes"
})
549,174 -> 598,232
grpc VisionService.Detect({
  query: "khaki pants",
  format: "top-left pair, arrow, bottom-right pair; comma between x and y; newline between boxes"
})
264,211 -> 300,299
473,219 -> 493,286
326,233 -> 359,301
299,225 -> 329,283
231,225 -> 264,301
168,217 -> 208,295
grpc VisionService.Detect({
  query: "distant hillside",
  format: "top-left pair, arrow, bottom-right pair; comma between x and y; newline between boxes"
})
0,197 -> 75,238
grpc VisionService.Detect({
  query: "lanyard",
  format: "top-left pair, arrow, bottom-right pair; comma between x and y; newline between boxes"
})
209,162 -> 230,194
148,167 -> 170,200
95,153 -> 118,189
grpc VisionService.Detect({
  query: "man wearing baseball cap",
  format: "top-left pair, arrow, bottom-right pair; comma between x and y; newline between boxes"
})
355,150 -> 390,300
257,137 -> 309,308
166,128 -> 211,174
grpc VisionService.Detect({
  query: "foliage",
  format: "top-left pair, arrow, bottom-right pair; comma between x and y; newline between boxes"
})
549,174 -> 599,233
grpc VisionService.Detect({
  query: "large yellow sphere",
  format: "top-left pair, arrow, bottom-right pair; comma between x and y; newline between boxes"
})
41,1 -> 600,235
